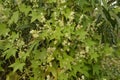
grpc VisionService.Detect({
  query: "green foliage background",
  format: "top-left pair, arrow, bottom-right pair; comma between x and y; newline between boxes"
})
0,0 -> 120,80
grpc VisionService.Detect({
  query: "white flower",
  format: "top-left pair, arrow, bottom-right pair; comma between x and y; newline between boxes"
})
70,12 -> 75,16
103,78 -> 107,80
86,46 -> 89,53
62,40 -> 67,46
32,33 -> 39,38
60,48 -> 64,52
30,30 -> 39,38
61,0 -> 66,3
46,75 -> 50,80
58,20 -> 64,26
63,5 -> 67,8
81,75 -> 85,80
49,62 -> 52,67
69,11 -> 75,21
65,33 -> 69,37
68,42 -> 70,46
30,30 -> 35,34
47,47 -> 56,53
54,40 -> 57,44
67,48 -> 70,52
41,16 -> 46,22
79,14 -> 84,23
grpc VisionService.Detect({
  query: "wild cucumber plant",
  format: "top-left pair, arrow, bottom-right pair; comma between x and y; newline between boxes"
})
0,0 -> 120,80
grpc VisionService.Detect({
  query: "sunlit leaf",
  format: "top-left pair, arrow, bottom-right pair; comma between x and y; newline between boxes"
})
9,59 -> 25,72
8,11 -> 19,24
3,48 -> 17,59
75,28 -> 87,40
19,4 -> 31,16
0,24 -> 10,35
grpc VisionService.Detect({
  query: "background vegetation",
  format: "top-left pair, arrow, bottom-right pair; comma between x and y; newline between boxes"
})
0,0 -> 120,80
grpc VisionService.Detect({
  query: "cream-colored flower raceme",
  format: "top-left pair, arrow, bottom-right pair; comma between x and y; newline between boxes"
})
70,11 -> 75,16
76,25 -> 83,29
81,75 -> 85,80
30,30 -> 40,38
60,48 -> 64,52
67,48 -> 70,52
40,13 -> 46,22
54,40 -> 57,45
58,20 -> 64,26
65,33 -> 69,37
30,30 -> 35,34
47,54 -> 54,63
65,33 -> 71,39
47,47 -> 56,53
79,51 -> 86,58
67,42 -> 70,46
60,0 -> 66,4
32,34 -> 39,38
79,14 -> 84,23
62,40 -> 67,46
46,75 -> 50,80
86,46 -> 89,53
69,11 -> 75,21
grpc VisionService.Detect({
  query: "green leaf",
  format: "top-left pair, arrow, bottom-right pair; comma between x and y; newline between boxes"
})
8,11 -> 19,24
19,4 -> 31,16
91,0 -> 95,8
90,51 -> 99,61
0,24 -> 10,35
6,72 -> 19,80
0,66 -> 4,71
58,72 -> 68,80
72,63 -> 89,77
19,51 -> 29,61
31,60 -> 41,69
75,28 -> 87,40
0,40 -> 11,50
59,53 -> 73,70
63,8 -> 71,19
92,64 -> 100,75
0,0 -> 3,3
76,0 -> 88,9
9,59 -> 25,72
29,11 -> 41,23
17,24 -> 31,30
85,39 -> 96,47
113,7 -> 120,14
51,27 -> 62,40
79,66 -> 90,77
9,32 -> 19,41
33,48 -> 47,60
104,44 -> 113,56
48,67 -> 57,78
0,61 -> 4,71
3,48 -> 17,59
102,6 -> 115,27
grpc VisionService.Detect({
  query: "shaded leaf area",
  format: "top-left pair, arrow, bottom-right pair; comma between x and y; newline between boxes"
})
0,0 -> 120,80
102,56 -> 120,79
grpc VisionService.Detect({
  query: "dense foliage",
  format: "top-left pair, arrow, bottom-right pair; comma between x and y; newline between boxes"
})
0,0 -> 120,80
